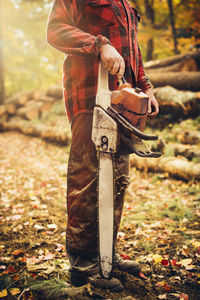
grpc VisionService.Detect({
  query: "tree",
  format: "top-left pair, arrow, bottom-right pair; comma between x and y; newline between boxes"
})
143,0 -> 155,61
0,0 -> 5,104
167,0 -> 179,54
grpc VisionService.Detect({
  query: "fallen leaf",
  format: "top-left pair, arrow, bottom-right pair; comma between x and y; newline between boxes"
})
158,294 -> 167,299
0,289 -> 7,298
3,265 -> 17,274
179,258 -> 192,268
120,254 -> 131,260
152,254 -> 163,264
34,224 -> 45,231
179,293 -> 188,300
12,249 -> 24,256
155,281 -> 171,291
192,241 -> 200,248
9,288 -> 21,295
139,272 -> 148,280
47,224 -> 57,230
171,259 -> 181,268
161,259 -> 169,266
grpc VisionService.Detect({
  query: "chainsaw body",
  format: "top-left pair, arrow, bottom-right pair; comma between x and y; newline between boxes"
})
111,83 -> 149,133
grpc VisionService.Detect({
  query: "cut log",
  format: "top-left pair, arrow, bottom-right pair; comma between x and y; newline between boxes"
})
172,144 -> 200,160
40,95 -> 55,103
46,85 -> 63,99
148,72 -> 200,91
0,104 -> 6,116
6,102 -> 17,115
31,90 -> 44,101
40,101 -> 53,113
175,129 -> 200,145
25,99 -> 53,114
17,102 -> 43,120
130,156 -> 200,181
144,51 -> 200,70
0,118 -> 71,146
153,86 -> 200,117
5,91 -> 32,106
147,58 -> 199,73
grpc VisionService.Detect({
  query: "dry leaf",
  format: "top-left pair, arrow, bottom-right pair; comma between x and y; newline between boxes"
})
0,289 -> 8,298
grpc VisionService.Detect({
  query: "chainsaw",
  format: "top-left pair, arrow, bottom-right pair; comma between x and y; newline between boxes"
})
92,63 -> 160,279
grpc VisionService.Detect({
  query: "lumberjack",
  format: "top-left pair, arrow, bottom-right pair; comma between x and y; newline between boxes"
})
47,0 -> 160,292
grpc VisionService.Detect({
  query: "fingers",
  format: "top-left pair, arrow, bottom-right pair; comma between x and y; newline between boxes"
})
100,44 -> 125,77
148,98 -> 152,115
148,98 -> 159,118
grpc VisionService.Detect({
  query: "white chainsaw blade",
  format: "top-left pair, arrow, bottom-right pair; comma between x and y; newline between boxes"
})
98,151 -> 114,278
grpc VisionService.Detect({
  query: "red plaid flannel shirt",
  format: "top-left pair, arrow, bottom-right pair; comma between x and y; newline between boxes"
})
47,0 -> 152,123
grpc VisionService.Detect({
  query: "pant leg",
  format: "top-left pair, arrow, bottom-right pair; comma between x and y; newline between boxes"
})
66,112 -> 129,259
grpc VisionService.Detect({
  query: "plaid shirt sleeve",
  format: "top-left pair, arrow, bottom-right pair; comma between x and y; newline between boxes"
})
47,0 -> 110,57
136,46 -> 153,91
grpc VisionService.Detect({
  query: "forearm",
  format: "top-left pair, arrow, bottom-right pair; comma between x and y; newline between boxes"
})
47,0 -> 108,56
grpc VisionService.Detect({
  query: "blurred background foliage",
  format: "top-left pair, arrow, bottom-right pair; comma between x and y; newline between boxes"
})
0,0 -> 200,99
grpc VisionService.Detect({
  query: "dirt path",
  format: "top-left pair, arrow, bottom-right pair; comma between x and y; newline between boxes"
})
0,132 -> 199,300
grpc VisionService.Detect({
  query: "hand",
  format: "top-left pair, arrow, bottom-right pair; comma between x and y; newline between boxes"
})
99,44 -> 125,79
145,88 -> 159,117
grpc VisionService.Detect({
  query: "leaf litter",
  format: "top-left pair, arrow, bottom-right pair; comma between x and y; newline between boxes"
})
0,132 -> 199,299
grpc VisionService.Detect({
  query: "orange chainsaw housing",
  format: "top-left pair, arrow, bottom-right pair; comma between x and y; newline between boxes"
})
111,83 -> 149,132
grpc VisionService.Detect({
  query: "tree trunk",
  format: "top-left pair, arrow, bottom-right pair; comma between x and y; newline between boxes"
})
144,51 -> 200,70
0,1 -> 5,104
167,0 -> 179,54
143,0 -> 155,61
148,72 -> 200,91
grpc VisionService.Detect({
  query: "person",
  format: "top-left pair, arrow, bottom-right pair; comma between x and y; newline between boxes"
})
47,0 -> 159,292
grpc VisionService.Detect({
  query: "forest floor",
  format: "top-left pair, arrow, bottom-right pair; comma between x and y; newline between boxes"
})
0,131 -> 200,300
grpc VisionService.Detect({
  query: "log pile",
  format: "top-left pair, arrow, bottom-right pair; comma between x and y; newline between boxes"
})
0,85 -> 64,122
0,117 -> 70,146
145,50 -> 200,91
0,85 -> 72,145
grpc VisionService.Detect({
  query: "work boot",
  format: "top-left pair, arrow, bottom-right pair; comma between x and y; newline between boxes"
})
70,269 -> 123,292
88,273 -> 123,292
114,253 -> 141,276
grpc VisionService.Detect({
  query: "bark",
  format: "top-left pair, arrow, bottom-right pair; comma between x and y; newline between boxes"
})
0,104 -> 6,116
46,85 -> 63,99
17,102 -> 43,120
175,129 -> 200,145
173,144 -> 200,161
130,156 -> 200,181
0,118 -> 70,146
143,0 -> 155,61
167,0 -> 179,54
153,86 -> 200,117
0,2 -> 5,105
147,58 -> 199,73
148,72 -> 200,91
5,91 -> 32,106
144,50 -> 200,70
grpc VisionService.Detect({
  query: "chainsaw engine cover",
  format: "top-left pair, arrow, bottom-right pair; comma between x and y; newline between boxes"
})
111,84 -> 149,132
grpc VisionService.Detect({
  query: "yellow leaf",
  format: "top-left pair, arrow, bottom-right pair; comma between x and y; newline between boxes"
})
152,254 -> 163,264
9,288 -> 21,295
179,227 -> 187,231
0,289 -> 8,298
192,241 -> 200,248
